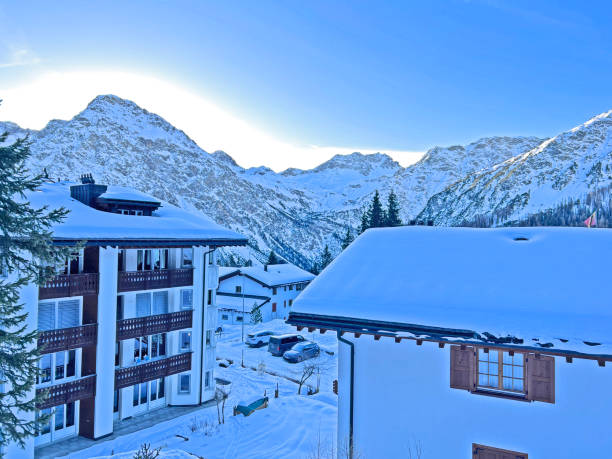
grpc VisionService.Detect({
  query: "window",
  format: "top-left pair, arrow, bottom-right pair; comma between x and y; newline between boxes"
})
272,287 -> 277,295
179,374 -> 191,393
289,299 -> 293,307
118,250 -> 126,272
116,296 -> 124,321
207,290 -> 213,305
283,300 -> 286,308
180,331 -> 192,351
284,286 -> 287,292
38,299 -> 80,331
206,330 -> 212,347
235,286 -> 242,293
272,303 -> 277,312
38,350 -> 76,385
152,291 -> 168,315
221,314 -> 229,320
478,349 -> 524,393
136,291 -> 168,316
205,371 -> 211,389
136,293 -> 151,317
472,443 -> 528,459
289,284 -> 293,291
208,250 -> 214,265
114,390 -> 119,413
137,249 -> 168,271
181,289 -> 193,310
236,316 -> 243,322
182,248 -> 193,268
450,345 -> 555,403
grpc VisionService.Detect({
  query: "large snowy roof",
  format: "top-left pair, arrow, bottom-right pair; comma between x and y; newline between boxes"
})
290,226 -> 612,357
219,263 -> 315,287
27,182 -> 247,247
98,186 -> 161,204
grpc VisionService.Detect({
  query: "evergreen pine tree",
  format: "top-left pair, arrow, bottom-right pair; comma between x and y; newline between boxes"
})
319,245 -> 333,271
341,227 -> 354,250
267,250 -> 279,265
368,190 -> 385,228
359,209 -> 370,234
250,303 -> 263,324
0,131 -> 74,450
385,190 -> 402,227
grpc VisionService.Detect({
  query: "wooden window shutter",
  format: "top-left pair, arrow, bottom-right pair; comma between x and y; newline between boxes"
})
450,345 -> 475,391
526,354 -> 555,403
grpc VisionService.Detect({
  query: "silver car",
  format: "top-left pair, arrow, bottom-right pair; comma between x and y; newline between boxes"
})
246,331 -> 275,347
283,341 -> 320,363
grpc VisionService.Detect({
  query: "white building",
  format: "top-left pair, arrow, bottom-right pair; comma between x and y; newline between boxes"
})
2,176 -> 247,458
289,226 -> 612,459
217,263 -> 314,324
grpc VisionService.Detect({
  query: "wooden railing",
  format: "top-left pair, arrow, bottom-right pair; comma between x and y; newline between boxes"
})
115,352 -> 192,390
39,273 -> 99,300
36,375 -> 96,409
117,268 -> 193,292
116,310 -> 193,341
38,324 -> 98,354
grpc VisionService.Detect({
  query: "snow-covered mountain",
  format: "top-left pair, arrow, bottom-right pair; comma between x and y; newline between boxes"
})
0,95 -> 549,267
418,110 -> 612,226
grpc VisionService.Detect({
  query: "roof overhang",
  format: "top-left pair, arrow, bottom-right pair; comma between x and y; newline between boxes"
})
52,237 -> 248,248
287,312 -> 612,364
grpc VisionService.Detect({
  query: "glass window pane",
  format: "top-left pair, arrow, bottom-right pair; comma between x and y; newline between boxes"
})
489,351 -> 498,363
67,350 -> 76,378
54,404 -> 64,431
489,376 -> 498,387
151,379 -> 157,401
503,364 -> 512,378
159,334 -> 166,357
134,338 -> 141,362
140,336 -> 148,360
478,361 -> 488,374
503,352 -> 513,364
136,293 -> 151,317
133,384 -> 139,406
55,352 -> 65,380
140,382 -> 148,404
489,363 -> 498,376
144,250 -> 152,270
514,353 -> 524,365
502,377 -> 513,390
40,355 -> 52,383
513,379 -> 524,391
66,402 -> 75,427
137,250 -> 143,271
514,365 -> 524,379
152,250 -> 160,270
151,335 -> 159,359
182,249 -> 193,267
478,374 -> 488,386
159,378 -> 165,398
41,408 -> 51,435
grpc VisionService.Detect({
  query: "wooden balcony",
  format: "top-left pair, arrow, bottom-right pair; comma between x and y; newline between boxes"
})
38,324 -> 98,354
115,352 -> 192,390
36,375 -> 96,409
117,268 -> 193,293
39,273 -> 99,300
116,310 -> 193,341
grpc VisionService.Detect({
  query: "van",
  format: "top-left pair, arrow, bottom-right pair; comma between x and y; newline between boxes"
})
268,334 -> 305,356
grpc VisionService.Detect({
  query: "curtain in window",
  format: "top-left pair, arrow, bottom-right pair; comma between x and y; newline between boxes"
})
136,293 -> 151,317
153,291 -> 168,315
58,300 -> 79,329
38,302 -> 56,331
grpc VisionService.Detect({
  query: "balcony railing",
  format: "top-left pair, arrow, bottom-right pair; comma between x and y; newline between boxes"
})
38,324 -> 98,354
39,273 -> 99,300
117,268 -> 193,293
116,310 -> 193,341
115,352 -> 192,390
36,375 -> 96,409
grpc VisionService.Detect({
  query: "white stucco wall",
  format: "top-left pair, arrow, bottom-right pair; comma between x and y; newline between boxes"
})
338,335 -> 612,459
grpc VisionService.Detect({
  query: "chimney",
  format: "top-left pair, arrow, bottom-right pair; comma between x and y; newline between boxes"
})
264,264 -> 268,272
70,174 -> 107,208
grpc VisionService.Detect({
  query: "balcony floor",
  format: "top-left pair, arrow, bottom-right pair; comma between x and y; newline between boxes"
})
34,401 -> 214,459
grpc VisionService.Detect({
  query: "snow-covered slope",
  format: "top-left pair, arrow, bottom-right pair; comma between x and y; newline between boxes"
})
419,110 -> 612,226
2,94 -> 547,266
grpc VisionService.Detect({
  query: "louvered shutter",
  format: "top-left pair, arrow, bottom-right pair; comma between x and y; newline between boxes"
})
153,291 -> 168,315
136,293 -> 151,317
58,300 -> 80,328
450,345 -> 475,391
526,354 -> 555,403
38,302 -> 56,331
181,289 -> 193,310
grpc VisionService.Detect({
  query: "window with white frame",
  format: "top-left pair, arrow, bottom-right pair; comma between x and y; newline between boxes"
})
205,371 -> 211,389
181,248 -> 193,267
38,300 -> 80,331
179,374 -> 191,393
221,314 -> 229,320
208,250 -> 214,265
179,331 -> 192,351
207,290 -> 213,305
206,330 -> 212,347
133,334 -> 166,363
136,291 -> 168,317
477,349 -> 525,393
181,289 -> 193,310
38,350 -> 77,385
136,249 -> 168,271
235,285 -> 242,293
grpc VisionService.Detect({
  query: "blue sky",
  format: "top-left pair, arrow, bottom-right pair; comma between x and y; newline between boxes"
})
1,1 -> 612,170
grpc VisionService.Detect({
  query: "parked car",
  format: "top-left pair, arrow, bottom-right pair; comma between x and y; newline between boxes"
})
268,334 -> 305,356
283,341 -> 320,363
246,331 -> 275,348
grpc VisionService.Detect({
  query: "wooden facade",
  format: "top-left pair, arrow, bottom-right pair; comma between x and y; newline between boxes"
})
116,309 -> 193,341
38,324 -> 97,354
36,375 -> 96,410
117,268 -> 193,292
38,273 -> 99,300
114,352 -> 192,390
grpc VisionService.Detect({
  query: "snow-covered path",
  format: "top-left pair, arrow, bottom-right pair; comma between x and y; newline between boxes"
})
59,321 -> 338,459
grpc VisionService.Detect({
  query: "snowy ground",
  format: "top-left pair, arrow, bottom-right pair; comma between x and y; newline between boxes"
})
61,321 -> 338,459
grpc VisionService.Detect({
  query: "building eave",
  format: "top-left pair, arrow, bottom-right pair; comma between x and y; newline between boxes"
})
286,312 -> 612,363
52,237 -> 248,248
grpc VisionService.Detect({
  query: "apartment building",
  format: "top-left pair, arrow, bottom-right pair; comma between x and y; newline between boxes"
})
3,176 -> 247,458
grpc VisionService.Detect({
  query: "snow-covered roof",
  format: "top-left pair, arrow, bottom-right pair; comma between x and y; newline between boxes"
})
27,182 -> 247,246
217,294 -> 269,311
219,263 -> 315,287
97,186 -> 161,204
291,226 -> 612,357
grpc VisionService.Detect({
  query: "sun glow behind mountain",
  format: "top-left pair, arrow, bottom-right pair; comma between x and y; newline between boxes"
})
0,70 -> 423,171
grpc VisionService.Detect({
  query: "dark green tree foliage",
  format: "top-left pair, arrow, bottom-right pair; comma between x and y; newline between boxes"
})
359,209 -> 369,234
0,132 -> 74,450
250,303 -> 263,324
369,190 -> 386,228
341,227 -> 354,250
319,245 -> 333,272
385,189 -> 402,227
267,250 -> 280,265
